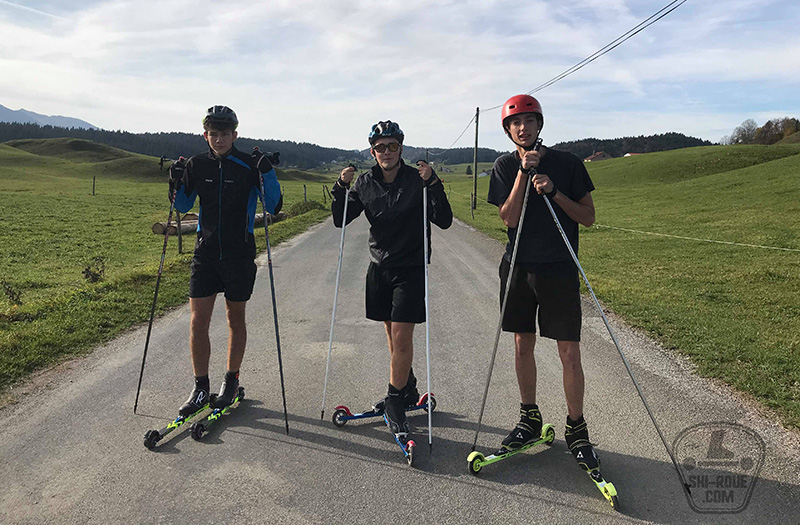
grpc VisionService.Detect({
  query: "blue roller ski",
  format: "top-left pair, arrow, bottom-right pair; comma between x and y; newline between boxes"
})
331,392 -> 436,427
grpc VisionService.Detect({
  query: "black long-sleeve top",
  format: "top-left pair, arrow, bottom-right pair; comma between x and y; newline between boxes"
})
331,161 -> 452,267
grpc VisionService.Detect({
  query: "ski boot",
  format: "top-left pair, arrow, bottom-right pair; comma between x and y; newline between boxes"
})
372,368 -> 420,413
178,376 -> 211,417
565,415 -> 599,471
383,384 -> 415,465
494,404 -> 543,456
212,370 -> 240,409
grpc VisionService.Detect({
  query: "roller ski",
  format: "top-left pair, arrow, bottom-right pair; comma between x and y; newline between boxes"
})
381,384 -> 416,466
190,372 -> 245,441
143,386 -> 215,450
331,392 -> 435,427
566,415 -> 619,511
468,405 -> 555,474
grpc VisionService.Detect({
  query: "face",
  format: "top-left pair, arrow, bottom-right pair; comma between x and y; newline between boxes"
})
204,128 -> 238,156
370,137 -> 402,170
505,113 -> 541,147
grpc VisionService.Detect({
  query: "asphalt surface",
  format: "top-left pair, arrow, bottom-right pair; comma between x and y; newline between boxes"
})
1,216 -> 798,524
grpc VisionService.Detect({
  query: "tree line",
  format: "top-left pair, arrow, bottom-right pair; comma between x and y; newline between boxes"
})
551,132 -> 713,160
0,122 -> 360,169
721,117 -> 799,145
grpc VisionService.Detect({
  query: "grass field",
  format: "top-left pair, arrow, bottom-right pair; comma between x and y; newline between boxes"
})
443,145 -> 800,428
0,139 -> 333,392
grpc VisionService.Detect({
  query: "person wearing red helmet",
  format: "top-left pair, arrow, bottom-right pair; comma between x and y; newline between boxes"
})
332,120 -> 452,443
487,95 -> 599,472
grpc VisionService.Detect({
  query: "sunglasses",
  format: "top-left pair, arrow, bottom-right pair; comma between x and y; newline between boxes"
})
372,142 -> 400,153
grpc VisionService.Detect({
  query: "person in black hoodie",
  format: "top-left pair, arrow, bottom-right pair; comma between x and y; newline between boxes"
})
331,120 -> 452,441
168,105 -> 281,415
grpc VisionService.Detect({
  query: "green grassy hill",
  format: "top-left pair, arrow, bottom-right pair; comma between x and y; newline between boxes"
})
445,143 -> 800,428
777,131 -> 800,144
0,139 -> 330,393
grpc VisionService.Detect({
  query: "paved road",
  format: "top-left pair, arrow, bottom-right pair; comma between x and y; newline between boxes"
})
1,216 -> 797,524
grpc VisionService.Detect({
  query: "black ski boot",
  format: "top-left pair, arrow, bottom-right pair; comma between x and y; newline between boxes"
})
179,375 -> 210,417
565,415 -> 600,471
213,370 -> 240,409
383,384 -> 410,438
373,368 -> 419,413
495,404 -> 543,455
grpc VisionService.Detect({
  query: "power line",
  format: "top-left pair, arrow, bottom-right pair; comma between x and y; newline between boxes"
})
483,0 -> 687,112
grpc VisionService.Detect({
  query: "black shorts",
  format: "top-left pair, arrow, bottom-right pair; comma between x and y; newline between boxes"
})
499,258 -> 581,341
365,262 -> 425,323
189,255 -> 257,302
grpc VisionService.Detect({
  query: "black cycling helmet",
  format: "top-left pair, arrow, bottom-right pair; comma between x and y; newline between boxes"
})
203,105 -> 238,130
369,120 -> 404,145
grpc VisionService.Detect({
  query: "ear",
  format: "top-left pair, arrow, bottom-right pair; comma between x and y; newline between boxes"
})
232,131 -> 238,140
203,130 -> 209,140
370,148 -> 376,159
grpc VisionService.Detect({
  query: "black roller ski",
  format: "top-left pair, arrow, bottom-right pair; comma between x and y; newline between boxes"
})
189,386 -> 244,441
331,392 -> 436,428
143,394 -> 216,450
467,423 -> 556,475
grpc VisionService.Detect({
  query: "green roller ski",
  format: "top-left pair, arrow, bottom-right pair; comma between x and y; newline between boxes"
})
467,423 -> 556,474
189,386 -> 244,440
586,467 -> 619,510
143,394 -> 216,450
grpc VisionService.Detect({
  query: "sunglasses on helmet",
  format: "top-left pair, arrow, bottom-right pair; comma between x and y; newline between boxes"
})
372,142 -> 401,153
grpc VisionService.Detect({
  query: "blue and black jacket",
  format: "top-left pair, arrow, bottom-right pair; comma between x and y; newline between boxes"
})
173,145 -> 281,261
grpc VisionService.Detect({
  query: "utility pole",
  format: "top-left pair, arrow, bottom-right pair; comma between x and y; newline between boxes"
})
472,107 -> 479,210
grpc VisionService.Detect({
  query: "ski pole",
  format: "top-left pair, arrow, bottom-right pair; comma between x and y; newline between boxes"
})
257,159 -> 290,436
422,182 -> 433,451
540,189 -> 692,496
320,166 -> 354,420
134,157 -> 183,414
471,139 -> 541,450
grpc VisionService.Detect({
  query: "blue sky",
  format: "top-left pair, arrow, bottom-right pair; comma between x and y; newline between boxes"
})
1,0 -> 797,151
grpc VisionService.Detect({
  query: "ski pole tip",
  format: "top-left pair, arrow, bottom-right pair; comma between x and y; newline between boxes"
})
320,410 -> 325,421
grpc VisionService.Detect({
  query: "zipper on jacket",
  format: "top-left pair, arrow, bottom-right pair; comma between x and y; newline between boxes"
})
218,160 -> 223,261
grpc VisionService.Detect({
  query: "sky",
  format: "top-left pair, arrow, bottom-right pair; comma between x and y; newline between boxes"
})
1,0 -> 798,152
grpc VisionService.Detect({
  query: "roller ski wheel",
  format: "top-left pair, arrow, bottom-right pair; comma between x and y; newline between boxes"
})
404,439 -> 415,466
466,423 -> 555,475
143,429 -> 161,450
332,408 -> 349,428
190,422 -> 207,441
420,393 -> 436,413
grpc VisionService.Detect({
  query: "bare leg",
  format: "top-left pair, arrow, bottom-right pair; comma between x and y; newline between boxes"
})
388,321 -> 414,389
225,299 -> 247,372
189,295 -> 216,376
558,340 -> 584,420
514,332 -> 537,405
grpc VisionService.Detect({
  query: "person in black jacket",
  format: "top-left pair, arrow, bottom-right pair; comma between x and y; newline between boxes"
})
168,105 -> 281,415
331,120 -> 452,440
487,95 -> 599,472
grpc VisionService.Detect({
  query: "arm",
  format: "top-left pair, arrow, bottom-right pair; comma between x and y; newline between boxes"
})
259,168 -> 281,214
549,190 -> 595,227
498,168 -> 529,228
426,173 -> 452,229
331,176 -> 364,227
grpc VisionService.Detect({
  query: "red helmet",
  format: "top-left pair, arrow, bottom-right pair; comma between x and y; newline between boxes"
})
501,95 -> 543,130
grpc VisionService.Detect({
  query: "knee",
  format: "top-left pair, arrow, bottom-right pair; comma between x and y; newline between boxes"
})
227,313 -> 246,331
514,334 -> 536,358
558,343 -> 582,369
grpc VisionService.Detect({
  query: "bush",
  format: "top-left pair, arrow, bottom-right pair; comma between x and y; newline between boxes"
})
286,200 -> 326,217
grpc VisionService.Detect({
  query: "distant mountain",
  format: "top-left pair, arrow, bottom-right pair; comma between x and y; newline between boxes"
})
552,132 -> 713,160
0,104 -> 97,129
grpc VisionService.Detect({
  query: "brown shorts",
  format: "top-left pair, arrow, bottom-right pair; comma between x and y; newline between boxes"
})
499,258 -> 581,341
